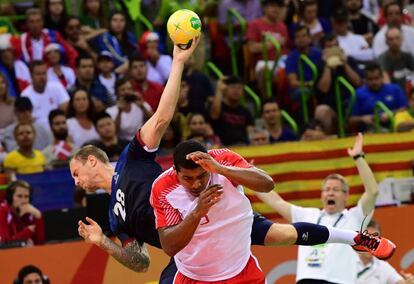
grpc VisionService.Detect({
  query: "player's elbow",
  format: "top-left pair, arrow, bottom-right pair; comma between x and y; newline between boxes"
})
262,177 -> 275,192
254,173 -> 275,192
132,255 -> 150,273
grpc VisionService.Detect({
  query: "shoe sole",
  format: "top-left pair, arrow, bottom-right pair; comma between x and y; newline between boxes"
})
353,245 -> 396,260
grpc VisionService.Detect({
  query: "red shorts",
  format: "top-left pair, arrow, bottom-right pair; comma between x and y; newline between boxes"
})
173,255 -> 265,284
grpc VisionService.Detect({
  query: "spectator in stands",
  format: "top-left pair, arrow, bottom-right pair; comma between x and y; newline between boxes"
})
249,127 -> 271,145
218,0 -> 263,30
373,2 -> 414,58
72,55 -> 113,111
217,0 -> 263,73
331,9 -> 375,63
291,0 -> 331,46
174,78 -> 193,139
67,89 -> 99,148
15,8 -> 78,68
129,54 -> 164,111
2,97 -> 51,152
21,60 -> 70,131
345,0 -> 378,46
285,25 -> 322,110
14,265 -> 50,284
317,34 -> 362,111
43,109 -> 77,168
0,181 -> 45,246
0,72 -> 15,129
106,77 -> 153,141
80,0 -> 107,29
3,123 -> 47,174
356,219 -> 414,284
395,89 -> 414,132
63,16 -> 102,59
155,0 -> 204,28
377,0 -> 413,28
97,51 -> 116,100
246,0 -> 290,71
138,31 -> 172,85
44,0 -> 67,35
158,122 -> 182,156
183,55 -> 214,114
301,116 -> 338,141
187,113 -> 222,148
256,133 -> 380,284
85,112 -> 129,162
350,62 -> 408,130
377,26 -> 414,93
209,76 -> 255,146
261,99 -> 298,142
45,43 -> 76,90
93,12 -> 137,67
0,33 -> 31,96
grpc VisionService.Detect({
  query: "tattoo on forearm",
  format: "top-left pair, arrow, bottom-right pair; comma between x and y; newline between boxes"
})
101,236 -> 150,272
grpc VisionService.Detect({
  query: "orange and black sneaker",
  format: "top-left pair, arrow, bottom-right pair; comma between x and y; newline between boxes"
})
352,230 -> 396,260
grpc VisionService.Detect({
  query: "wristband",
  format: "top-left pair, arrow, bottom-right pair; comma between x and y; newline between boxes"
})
353,152 -> 365,160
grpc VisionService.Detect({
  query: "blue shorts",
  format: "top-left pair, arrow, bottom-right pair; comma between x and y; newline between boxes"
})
159,212 -> 273,283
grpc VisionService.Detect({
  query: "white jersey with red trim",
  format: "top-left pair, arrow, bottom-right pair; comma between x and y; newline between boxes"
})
150,149 -> 254,281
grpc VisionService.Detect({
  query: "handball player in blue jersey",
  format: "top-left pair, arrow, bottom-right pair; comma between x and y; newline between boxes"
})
71,37 -> 395,283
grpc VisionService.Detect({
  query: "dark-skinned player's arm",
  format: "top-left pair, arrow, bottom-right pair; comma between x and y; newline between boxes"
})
187,151 -> 274,192
157,184 -> 223,256
140,37 -> 200,150
78,217 -> 150,272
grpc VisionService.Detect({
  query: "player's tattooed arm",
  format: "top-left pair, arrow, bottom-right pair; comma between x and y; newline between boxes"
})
78,217 -> 149,272
100,236 -> 150,273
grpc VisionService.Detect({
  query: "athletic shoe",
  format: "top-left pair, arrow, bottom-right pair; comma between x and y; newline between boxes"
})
352,230 -> 396,260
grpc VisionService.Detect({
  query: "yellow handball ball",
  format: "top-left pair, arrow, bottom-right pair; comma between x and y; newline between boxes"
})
167,9 -> 201,49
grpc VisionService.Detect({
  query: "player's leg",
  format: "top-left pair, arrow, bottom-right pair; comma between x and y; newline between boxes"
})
251,213 -> 396,260
159,257 -> 178,284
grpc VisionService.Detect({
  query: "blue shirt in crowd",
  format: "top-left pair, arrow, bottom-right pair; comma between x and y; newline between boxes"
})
285,47 -> 323,82
351,83 -> 408,116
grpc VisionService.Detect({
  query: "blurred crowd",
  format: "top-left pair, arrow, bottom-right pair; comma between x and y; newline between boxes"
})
0,0 -> 412,175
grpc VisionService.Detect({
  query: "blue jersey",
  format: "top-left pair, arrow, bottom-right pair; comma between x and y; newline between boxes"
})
109,132 -> 162,247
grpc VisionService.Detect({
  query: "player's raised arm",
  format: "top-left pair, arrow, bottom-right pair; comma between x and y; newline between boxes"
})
348,133 -> 379,216
140,38 -> 200,150
78,217 -> 150,272
187,150 -> 274,192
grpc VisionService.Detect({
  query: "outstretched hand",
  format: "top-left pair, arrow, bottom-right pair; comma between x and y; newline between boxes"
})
187,151 -> 223,174
173,36 -> 201,63
347,133 -> 363,157
78,217 -> 104,246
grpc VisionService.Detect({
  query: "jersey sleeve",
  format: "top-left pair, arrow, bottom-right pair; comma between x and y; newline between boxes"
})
127,129 -> 158,161
150,177 -> 182,229
209,148 -> 253,169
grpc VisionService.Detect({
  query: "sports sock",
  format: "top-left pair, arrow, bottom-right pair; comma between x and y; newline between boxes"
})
293,222 -> 358,246
326,227 -> 358,245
